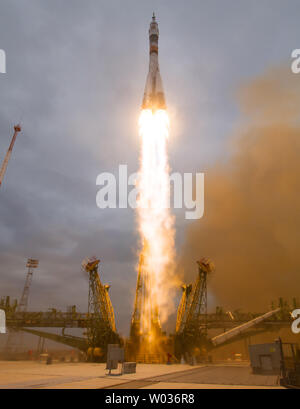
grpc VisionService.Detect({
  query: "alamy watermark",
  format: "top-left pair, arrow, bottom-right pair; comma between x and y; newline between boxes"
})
0,309 -> 6,334
291,49 -> 300,74
0,49 -> 6,74
291,309 -> 300,334
96,165 -> 204,220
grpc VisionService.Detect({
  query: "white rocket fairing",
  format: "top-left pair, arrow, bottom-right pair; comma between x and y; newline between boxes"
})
142,13 -> 166,111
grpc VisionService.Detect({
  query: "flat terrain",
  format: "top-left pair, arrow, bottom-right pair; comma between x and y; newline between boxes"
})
0,361 -> 283,389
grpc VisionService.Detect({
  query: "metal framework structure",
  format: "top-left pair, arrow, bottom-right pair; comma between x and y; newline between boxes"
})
176,258 -> 214,335
82,258 -> 118,353
1,307 -> 293,330
130,253 -> 161,345
184,258 -> 213,334
5,258 -> 39,354
130,254 -> 144,340
18,259 -> 39,313
175,258 -> 214,358
1,254 -> 297,358
0,124 -> 21,187
176,284 -> 192,333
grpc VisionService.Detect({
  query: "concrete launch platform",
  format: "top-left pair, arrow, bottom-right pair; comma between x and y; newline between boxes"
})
0,361 -> 283,389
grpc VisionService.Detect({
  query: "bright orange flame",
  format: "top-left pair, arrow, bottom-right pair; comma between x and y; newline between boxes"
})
137,109 -> 175,338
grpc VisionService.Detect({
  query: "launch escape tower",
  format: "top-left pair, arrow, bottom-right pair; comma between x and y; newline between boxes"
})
175,258 -> 214,359
82,257 -> 120,359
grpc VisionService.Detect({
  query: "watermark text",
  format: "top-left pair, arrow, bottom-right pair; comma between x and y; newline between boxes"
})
0,49 -> 6,74
96,165 -> 204,220
0,309 -> 6,334
291,309 -> 300,334
291,49 -> 300,74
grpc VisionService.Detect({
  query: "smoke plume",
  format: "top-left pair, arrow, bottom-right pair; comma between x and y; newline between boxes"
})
178,67 -> 300,311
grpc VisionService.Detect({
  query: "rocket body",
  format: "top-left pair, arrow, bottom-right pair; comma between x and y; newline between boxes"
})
142,14 -> 166,111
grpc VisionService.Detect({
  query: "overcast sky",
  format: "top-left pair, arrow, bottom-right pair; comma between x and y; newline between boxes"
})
0,0 -> 299,336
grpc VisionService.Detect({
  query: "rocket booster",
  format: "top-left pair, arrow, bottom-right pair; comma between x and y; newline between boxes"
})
142,13 -> 166,111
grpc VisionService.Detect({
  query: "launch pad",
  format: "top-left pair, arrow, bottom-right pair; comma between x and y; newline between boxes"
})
0,361 -> 284,389
1,255 -> 296,364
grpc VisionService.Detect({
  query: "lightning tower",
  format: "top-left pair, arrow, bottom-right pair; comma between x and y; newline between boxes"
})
5,259 -> 39,355
18,259 -> 39,312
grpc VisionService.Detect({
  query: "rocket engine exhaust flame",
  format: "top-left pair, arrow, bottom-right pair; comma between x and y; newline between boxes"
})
137,109 -> 175,344
134,15 -> 175,348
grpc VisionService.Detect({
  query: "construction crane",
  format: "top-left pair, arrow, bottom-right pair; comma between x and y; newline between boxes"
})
175,258 -> 214,359
0,124 -> 21,187
82,257 -> 120,361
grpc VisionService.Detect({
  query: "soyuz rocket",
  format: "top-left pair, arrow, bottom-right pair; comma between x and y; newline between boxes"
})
142,13 -> 166,111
